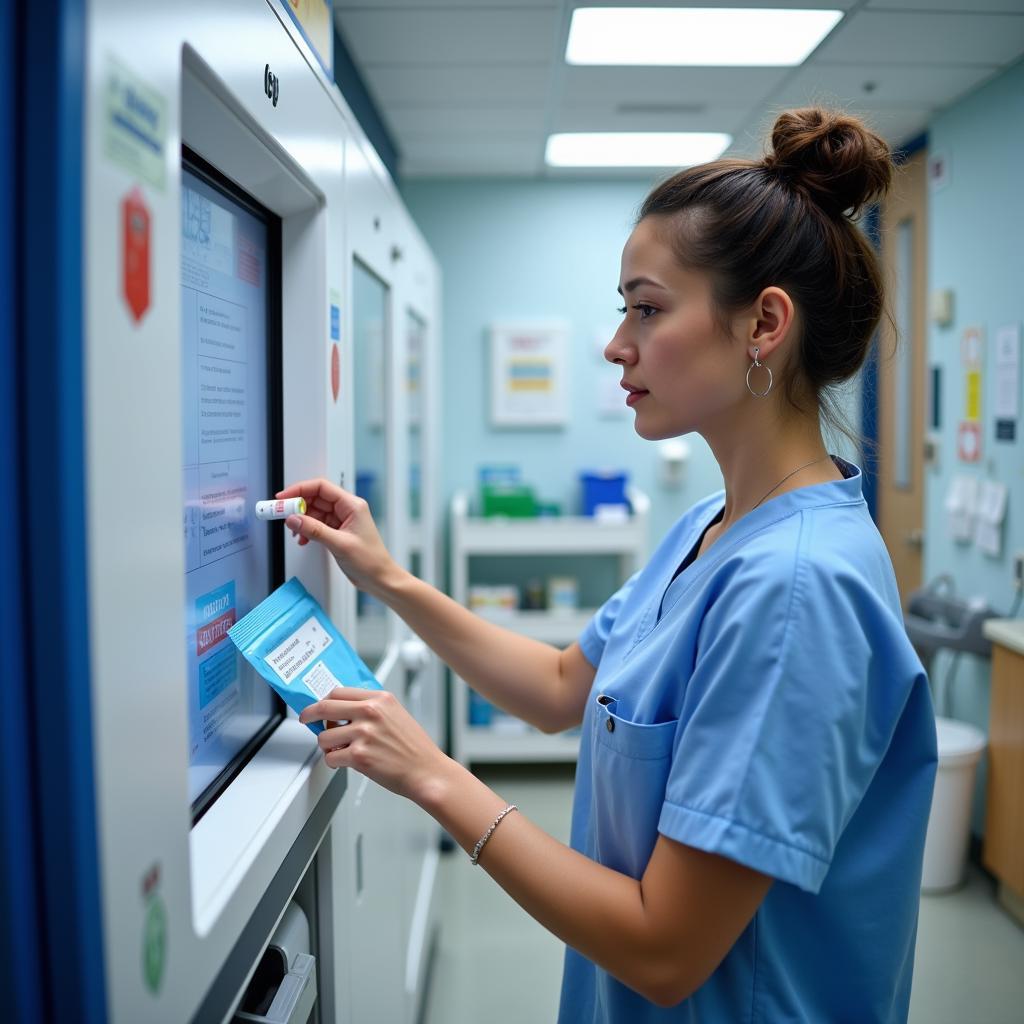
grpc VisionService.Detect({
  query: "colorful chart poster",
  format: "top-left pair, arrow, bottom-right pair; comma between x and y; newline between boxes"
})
490,322 -> 569,427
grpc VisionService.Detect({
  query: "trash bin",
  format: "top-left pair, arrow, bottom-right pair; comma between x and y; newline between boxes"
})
921,716 -> 987,893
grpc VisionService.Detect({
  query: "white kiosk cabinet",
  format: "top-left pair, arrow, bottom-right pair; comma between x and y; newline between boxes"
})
449,490 -> 649,765
73,2 -> 442,1021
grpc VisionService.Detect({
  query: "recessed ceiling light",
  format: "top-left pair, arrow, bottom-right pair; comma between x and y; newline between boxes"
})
566,7 -> 844,66
545,132 -> 732,168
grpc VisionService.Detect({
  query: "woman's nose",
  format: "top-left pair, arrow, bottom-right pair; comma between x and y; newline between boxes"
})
604,324 -> 635,365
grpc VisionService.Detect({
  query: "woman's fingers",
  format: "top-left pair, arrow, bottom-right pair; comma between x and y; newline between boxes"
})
299,688 -> 380,725
276,477 -> 337,501
276,478 -> 358,516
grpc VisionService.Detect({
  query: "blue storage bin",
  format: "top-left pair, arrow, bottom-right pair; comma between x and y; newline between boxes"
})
468,691 -> 493,727
580,470 -> 629,516
355,471 -> 376,513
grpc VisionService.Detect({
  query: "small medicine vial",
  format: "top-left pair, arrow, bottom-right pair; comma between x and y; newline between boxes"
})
255,497 -> 307,521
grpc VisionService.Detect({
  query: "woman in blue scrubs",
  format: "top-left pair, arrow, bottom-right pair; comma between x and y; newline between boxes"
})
286,107 -> 937,1022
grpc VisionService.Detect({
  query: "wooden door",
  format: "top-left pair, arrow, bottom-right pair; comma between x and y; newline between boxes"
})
878,151 -> 928,604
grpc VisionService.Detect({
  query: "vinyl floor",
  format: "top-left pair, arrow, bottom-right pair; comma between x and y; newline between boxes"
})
421,764 -> 1024,1024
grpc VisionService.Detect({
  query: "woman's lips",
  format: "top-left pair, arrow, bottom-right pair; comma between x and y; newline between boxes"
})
623,385 -> 649,407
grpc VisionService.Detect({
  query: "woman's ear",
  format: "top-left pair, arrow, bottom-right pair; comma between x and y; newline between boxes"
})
745,287 -> 796,362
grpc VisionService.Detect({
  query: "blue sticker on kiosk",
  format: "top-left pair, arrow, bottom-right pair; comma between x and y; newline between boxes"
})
330,304 -> 340,341
228,577 -> 381,733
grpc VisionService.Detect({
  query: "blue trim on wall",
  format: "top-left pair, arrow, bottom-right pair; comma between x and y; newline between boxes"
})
1,4 -> 47,1021
895,132 -> 928,164
22,2 -> 107,1021
861,203 -> 881,522
332,25 -> 400,182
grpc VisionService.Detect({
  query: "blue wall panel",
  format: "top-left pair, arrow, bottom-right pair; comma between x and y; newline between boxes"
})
1,4 -> 46,1021
20,1 -> 107,1020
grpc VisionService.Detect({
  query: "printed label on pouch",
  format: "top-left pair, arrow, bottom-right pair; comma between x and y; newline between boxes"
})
302,660 -> 343,700
266,616 -> 333,684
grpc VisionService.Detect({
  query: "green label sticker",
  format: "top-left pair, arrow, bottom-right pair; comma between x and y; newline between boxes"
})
142,894 -> 168,994
104,56 -> 167,191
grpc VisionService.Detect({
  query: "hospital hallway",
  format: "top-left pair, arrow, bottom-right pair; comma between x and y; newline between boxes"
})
6,4 -> 1024,1022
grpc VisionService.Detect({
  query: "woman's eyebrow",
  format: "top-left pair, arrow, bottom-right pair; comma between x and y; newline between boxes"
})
617,276 -> 666,295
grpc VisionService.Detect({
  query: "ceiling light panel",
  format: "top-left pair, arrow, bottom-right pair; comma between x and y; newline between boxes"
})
545,132 -> 732,168
566,7 -> 844,67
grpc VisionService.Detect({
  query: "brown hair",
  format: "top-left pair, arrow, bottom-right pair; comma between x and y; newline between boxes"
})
638,107 -> 893,447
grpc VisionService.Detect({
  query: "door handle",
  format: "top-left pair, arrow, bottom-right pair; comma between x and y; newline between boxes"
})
905,528 -> 925,550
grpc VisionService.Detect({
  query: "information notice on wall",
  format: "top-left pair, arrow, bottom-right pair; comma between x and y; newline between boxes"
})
181,168 -> 276,804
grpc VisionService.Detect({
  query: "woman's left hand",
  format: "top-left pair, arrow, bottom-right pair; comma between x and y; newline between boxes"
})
299,686 -> 449,804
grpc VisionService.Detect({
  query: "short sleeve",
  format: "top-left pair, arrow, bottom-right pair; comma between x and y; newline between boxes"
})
658,547 -> 916,893
578,571 -> 641,667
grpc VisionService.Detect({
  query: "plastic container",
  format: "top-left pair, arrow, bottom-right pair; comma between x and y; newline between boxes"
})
580,470 -> 628,517
468,691 -> 493,727
921,716 -> 987,893
548,576 -> 579,613
481,485 -> 536,517
468,584 -> 519,613
355,471 -> 376,514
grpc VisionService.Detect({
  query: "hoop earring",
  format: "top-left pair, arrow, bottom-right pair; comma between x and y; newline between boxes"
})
746,346 -> 773,398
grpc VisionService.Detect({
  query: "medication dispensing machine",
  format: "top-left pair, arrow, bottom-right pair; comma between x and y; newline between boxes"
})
6,2 -> 442,1021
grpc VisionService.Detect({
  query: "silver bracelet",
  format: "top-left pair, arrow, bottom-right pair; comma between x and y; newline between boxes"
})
470,804 -> 518,866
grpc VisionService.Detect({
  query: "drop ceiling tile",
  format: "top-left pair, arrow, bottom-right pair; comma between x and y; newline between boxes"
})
336,0 -> 555,8
776,61 -> 999,110
336,8 -> 560,65
400,139 -> 541,177
364,63 -> 551,106
389,106 -> 547,139
729,103 -> 932,158
814,10 -> 1024,65
554,103 -> 756,135
867,0 -> 1024,11
561,66 -> 791,106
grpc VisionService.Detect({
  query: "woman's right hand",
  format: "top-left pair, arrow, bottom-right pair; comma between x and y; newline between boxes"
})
276,478 -> 402,597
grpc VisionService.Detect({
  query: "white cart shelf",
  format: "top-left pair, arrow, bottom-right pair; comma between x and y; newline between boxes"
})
449,489 -> 649,766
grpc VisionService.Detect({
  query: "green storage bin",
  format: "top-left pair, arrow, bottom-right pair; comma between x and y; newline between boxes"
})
481,485 -> 536,517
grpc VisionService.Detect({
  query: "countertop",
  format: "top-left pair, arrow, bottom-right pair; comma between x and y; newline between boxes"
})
983,618 -> 1024,657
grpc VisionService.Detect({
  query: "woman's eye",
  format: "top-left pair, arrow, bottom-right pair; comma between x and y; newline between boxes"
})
617,303 -> 657,319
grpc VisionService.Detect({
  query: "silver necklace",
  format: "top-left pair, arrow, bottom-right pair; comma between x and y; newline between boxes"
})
751,456 -> 830,511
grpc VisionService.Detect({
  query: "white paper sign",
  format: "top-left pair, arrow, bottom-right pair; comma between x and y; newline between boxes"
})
945,475 -> 979,543
994,323 -> 1020,420
598,371 -> 628,417
974,479 -> 1008,557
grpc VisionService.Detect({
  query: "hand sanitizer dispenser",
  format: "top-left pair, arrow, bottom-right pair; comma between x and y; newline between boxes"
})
658,438 -> 691,489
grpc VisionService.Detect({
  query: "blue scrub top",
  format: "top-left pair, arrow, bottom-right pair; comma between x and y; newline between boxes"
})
558,458 -> 937,1024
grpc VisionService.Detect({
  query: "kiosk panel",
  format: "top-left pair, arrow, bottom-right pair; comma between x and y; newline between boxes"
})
181,154 -> 283,816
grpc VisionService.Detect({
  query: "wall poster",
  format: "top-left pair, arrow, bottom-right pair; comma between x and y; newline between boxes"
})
489,321 -> 569,427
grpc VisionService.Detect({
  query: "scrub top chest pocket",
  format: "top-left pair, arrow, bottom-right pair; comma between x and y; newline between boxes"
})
589,693 -> 678,879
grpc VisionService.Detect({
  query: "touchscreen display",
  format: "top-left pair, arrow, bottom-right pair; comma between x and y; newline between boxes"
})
181,159 -> 282,812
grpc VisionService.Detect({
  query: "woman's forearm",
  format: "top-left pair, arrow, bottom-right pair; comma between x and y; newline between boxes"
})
375,569 -> 581,733
416,758 -> 689,1007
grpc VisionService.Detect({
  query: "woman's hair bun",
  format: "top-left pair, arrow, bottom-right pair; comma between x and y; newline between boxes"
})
766,107 -> 893,217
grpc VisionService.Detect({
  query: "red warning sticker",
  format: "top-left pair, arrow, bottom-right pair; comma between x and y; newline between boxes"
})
122,188 -> 151,323
331,343 -> 340,402
957,421 -> 982,462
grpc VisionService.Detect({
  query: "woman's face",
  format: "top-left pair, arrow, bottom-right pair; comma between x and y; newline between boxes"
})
605,216 -> 749,441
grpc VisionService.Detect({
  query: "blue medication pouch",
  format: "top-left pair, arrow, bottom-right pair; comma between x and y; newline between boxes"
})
228,576 -> 381,735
